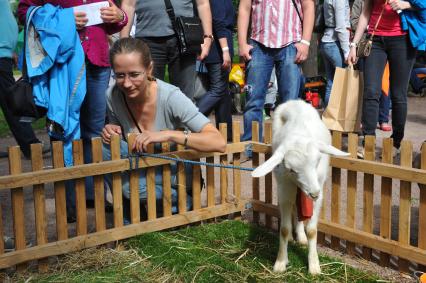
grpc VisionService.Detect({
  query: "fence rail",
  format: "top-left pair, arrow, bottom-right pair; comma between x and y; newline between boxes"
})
0,122 -> 425,274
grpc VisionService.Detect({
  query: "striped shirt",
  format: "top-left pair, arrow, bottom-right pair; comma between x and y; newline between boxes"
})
251,0 -> 303,48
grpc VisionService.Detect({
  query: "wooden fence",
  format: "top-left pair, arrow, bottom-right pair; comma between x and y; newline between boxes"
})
0,121 -> 425,274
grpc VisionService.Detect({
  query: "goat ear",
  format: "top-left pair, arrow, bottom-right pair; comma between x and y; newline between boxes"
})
317,142 -> 350,156
252,152 -> 284,178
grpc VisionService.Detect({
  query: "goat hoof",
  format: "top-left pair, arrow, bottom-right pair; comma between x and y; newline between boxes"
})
308,264 -> 321,275
273,261 -> 287,272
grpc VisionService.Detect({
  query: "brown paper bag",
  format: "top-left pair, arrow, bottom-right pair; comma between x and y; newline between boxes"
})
322,65 -> 364,132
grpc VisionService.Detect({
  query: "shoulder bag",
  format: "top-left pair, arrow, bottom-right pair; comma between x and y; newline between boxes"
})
357,0 -> 387,58
164,0 -> 204,55
6,6 -> 46,120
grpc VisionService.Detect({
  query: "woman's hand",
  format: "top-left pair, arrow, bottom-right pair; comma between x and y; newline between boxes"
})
389,0 -> 411,11
132,131 -> 170,152
101,0 -> 125,23
101,124 -> 122,144
74,11 -> 88,30
346,46 -> 358,65
222,51 -> 232,71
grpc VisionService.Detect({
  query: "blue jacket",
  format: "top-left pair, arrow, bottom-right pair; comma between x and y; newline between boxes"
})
26,4 -> 86,166
401,0 -> 426,51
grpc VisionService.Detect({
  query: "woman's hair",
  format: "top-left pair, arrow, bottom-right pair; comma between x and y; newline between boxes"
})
109,38 -> 153,72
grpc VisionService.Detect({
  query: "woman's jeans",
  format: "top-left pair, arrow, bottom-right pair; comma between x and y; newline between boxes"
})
196,62 -> 232,139
66,62 -> 110,213
102,140 -> 193,221
319,41 -> 345,107
378,92 -> 390,124
362,35 -> 416,148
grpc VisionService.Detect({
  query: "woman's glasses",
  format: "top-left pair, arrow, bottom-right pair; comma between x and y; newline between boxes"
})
112,71 -> 146,82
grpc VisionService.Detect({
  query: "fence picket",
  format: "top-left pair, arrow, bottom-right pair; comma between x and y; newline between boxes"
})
206,152 -> 215,207
52,142 -> 68,241
331,131 -> 342,250
252,121 -> 260,224
380,138 -> 393,267
232,121 -> 241,201
91,138 -> 106,231
8,147 -> 26,271
72,140 -> 87,236
264,122 -> 273,228
176,144 -> 187,214
111,135 -> 124,227
363,136 -> 375,260
127,134 -> 141,223
346,133 -> 358,255
192,163 -> 202,210
146,144 -> 157,219
419,142 -> 426,271
30,143 -> 48,272
219,124 -> 228,205
398,141 -> 412,273
0,203 -> 3,254
162,142 -> 173,216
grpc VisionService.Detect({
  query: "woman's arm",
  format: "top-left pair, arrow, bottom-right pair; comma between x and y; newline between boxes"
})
132,124 -> 227,153
196,0 -> 213,60
334,0 -> 350,58
119,0 -> 135,38
347,0 -> 373,63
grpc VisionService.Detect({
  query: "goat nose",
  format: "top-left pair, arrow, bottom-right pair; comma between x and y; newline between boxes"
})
309,192 -> 319,200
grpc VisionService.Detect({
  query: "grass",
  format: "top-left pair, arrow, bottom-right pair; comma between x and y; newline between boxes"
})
14,220 -> 383,283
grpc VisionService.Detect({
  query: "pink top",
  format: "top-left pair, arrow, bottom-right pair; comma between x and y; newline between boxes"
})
250,0 -> 303,48
18,0 -> 127,67
368,0 -> 406,36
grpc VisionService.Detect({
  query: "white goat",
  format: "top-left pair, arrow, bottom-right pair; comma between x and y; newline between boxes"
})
252,100 -> 349,275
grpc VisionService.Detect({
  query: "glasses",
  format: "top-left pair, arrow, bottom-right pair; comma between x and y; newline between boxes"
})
112,71 -> 146,82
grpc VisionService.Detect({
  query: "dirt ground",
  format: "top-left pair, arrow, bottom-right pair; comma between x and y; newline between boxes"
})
0,97 -> 425,281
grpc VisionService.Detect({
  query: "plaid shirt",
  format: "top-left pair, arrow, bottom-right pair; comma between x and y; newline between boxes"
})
251,0 -> 303,48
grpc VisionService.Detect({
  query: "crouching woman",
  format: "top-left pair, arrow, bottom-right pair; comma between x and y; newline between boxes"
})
102,38 -> 226,221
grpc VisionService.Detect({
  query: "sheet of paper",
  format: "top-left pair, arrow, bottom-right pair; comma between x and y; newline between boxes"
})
73,1 -> 109,27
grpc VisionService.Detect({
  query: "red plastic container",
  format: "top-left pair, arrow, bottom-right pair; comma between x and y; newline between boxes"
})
297,188 -> 314,221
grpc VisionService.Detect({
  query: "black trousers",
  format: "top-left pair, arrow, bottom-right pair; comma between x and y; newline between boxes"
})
362,35 -> 416,148
0,57 -> 39,157
139,35 -> 196,100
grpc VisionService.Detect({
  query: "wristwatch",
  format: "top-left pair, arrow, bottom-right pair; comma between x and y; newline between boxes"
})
349,42 -> 358,48
203,34 -> 214,40
183,129 -> 191,147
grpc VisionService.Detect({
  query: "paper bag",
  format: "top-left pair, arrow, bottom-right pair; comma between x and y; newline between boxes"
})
322,66 -> 364,132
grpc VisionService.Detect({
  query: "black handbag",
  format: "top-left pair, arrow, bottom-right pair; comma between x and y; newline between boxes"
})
6,7 -> 46,120
164,0 -> 204,55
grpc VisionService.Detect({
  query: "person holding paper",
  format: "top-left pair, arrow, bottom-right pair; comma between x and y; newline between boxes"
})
18,0 -> 128,222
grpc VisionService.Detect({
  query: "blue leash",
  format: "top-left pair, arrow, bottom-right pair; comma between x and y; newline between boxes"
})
127,152 -> 254,172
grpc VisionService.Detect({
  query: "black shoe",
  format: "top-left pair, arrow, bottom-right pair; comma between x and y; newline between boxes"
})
67,214 -> 76,223
86,199 -> 95,208
105,202 -> 114,213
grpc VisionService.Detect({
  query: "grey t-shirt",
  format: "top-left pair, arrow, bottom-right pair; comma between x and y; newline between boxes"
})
106,79 -> 210,137
135,0 -> 194,37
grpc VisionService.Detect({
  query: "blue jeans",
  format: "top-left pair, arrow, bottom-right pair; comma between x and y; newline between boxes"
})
410,67 -> 426,93
319,41 -> 345,107
66,62 -> 110,213
362,35 -> 415,149
102,140 -> 193,220
242,40 -> 301,141
196,62 -> 232,139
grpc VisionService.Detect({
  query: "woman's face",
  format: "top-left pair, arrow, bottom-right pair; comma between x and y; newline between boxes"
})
112,52 -> 149,99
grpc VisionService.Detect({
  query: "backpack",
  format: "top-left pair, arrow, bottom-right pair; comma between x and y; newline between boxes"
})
313,2 -> 326,34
